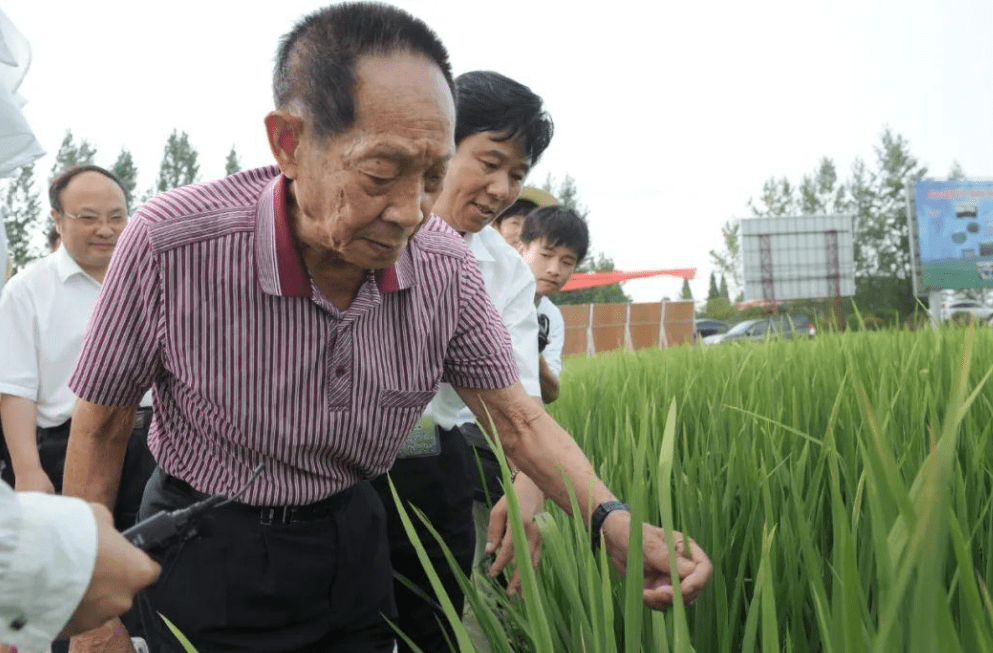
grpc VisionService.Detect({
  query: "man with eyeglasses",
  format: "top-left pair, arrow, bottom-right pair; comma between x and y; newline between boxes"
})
0,165 -> 155,531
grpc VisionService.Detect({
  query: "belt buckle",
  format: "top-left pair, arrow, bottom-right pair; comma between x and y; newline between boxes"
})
260,506 -> 293,525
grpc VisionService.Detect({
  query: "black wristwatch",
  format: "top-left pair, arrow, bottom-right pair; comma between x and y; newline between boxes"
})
590,500 -> 630,552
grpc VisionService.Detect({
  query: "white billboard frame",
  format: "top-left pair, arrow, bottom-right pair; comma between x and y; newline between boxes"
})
740,214 -> 856,302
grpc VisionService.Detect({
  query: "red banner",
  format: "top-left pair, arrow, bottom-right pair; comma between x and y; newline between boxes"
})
561,268 -> 696,291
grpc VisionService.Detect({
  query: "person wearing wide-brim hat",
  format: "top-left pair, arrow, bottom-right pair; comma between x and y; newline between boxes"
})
492,186 -> 558,248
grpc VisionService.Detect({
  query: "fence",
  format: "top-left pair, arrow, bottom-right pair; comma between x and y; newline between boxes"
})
558,300 -> 695,357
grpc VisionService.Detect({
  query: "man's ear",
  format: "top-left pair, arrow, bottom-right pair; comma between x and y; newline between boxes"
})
515,240 -> 526,256
50,209 -> 62,235
264,111 -> 304,179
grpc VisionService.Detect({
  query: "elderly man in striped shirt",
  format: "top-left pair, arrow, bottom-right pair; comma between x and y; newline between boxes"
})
61,4 -> 712,653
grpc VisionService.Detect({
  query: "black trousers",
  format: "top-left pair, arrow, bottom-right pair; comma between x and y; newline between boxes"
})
129,469 -> 396,653
0,407 -> 155,530
371,426 -> 477,653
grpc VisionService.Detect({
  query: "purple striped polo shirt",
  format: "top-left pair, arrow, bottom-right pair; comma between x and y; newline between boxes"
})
69,166 -> 518,505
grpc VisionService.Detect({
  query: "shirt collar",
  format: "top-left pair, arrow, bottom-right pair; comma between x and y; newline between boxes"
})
463,229 -> 496,263
53,246 -> 98,284
255,171 -> 413,297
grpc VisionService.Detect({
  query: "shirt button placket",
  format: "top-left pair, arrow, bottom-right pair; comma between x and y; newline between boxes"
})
326,324 -> 352,408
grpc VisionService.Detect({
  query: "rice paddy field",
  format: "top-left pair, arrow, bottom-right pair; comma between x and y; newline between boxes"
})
396,323 -> 993,652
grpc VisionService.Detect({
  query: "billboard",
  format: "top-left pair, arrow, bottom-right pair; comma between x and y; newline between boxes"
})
914,180 -> 993,290
741,215 -> 856,301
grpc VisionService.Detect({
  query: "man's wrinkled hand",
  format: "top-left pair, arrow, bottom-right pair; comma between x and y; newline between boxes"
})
484,473 -> 544,596
601,511 -> 712,610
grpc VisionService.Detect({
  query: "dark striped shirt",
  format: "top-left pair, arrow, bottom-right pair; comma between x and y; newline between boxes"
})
69,166 -> 518,505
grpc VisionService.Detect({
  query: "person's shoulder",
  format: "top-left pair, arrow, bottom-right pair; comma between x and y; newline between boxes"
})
136,166 -> 280,250
478,226 -> 532,278
411,214 -> 471,260
539,295 -> 563,320
0,252 -> 59,297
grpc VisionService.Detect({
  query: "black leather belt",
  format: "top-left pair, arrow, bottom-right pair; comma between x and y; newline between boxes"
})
160,471 -> 351,525
133,407 -> 153,429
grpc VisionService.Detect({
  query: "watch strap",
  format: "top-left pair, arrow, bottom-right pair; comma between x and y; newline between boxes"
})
591,500 -> 630,552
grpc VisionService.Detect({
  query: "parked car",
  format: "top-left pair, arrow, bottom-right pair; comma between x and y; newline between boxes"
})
703,314 -> 816,345
694,318 -> 729,340
940,300 -> 993,323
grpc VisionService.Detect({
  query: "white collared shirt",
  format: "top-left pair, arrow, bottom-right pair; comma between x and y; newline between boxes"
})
537,296 -> 564,379
0,249 -> 152,428
0,481 -> 96,650
0,248 -> 104,428
427,226 -> 541,429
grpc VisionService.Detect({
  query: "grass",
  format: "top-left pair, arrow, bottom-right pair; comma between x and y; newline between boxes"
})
401,323 -> 993,652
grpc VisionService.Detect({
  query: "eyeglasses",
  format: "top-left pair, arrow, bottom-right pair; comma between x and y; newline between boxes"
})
61,211 -> 129,227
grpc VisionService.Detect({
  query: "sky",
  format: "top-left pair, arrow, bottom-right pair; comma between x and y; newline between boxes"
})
4,0 -> 992,302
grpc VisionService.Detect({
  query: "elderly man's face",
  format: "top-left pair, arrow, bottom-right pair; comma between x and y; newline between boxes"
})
288,52 -> 455,270
431,132 -> 530,234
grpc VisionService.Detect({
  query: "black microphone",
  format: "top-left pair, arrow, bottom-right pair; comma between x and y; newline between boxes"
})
122,462 -> 265,552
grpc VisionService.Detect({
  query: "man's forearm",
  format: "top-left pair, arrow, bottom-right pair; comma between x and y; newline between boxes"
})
461,384 -> 615,524
538,356 -> 559,404
62,399 -> 137,508
0,394 -> 43,475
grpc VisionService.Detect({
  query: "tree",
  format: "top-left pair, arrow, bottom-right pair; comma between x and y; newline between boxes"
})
156,130 -> 200,193
709,219 -> 741,295
735,128 -> 928,324
541,173 -> 586,218
225,146 -> 241,176
50,130 -> 97,177
680,278 -> 693,300
866,128 -> 927,280
719,275 -> 729,300
541,173 -> 630,305
798,157 -> 847,216
707,272 -> 719,299
3,165 -> 44,273
948,160 -> 966,180
110,148 -> 138,203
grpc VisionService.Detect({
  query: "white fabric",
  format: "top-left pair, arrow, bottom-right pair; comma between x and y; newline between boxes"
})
428,226 -> 540,429
0,248 -> 153,428
0,248 -> 103,427
0,8 -> 44,179
538,296 -> 564,378
0,481 -> 97,650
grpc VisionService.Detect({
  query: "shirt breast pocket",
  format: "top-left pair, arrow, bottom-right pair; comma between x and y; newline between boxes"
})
378,388 -> 437,409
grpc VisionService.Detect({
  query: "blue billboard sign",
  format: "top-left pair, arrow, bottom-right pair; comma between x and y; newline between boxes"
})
915,180 -> 993,290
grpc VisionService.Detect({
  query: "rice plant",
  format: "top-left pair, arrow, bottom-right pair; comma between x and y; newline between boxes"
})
400,324 -> 993,652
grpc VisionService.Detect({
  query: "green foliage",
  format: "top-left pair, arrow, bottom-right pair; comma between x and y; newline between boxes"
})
709,220 -> 741,294
225,146 -> 241,176
734,128 -> 929,325
948,160 -> 966,180
395,325 -> 993,652
541,173 -> 587,219
680,279 -> 693,300
160,614 -> 199,652
719,275 -> 729,300
156,130 -> 200,193
50,129 -> 97,177
708,272 -> 719,300
110,148 -> 138,203
2,164 -> 43,273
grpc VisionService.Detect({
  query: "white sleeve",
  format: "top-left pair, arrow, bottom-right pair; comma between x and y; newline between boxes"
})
0,277 -> 40,400
0,483 -> 97,651
542,299 -> 565,378
503,258 -> 540,399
